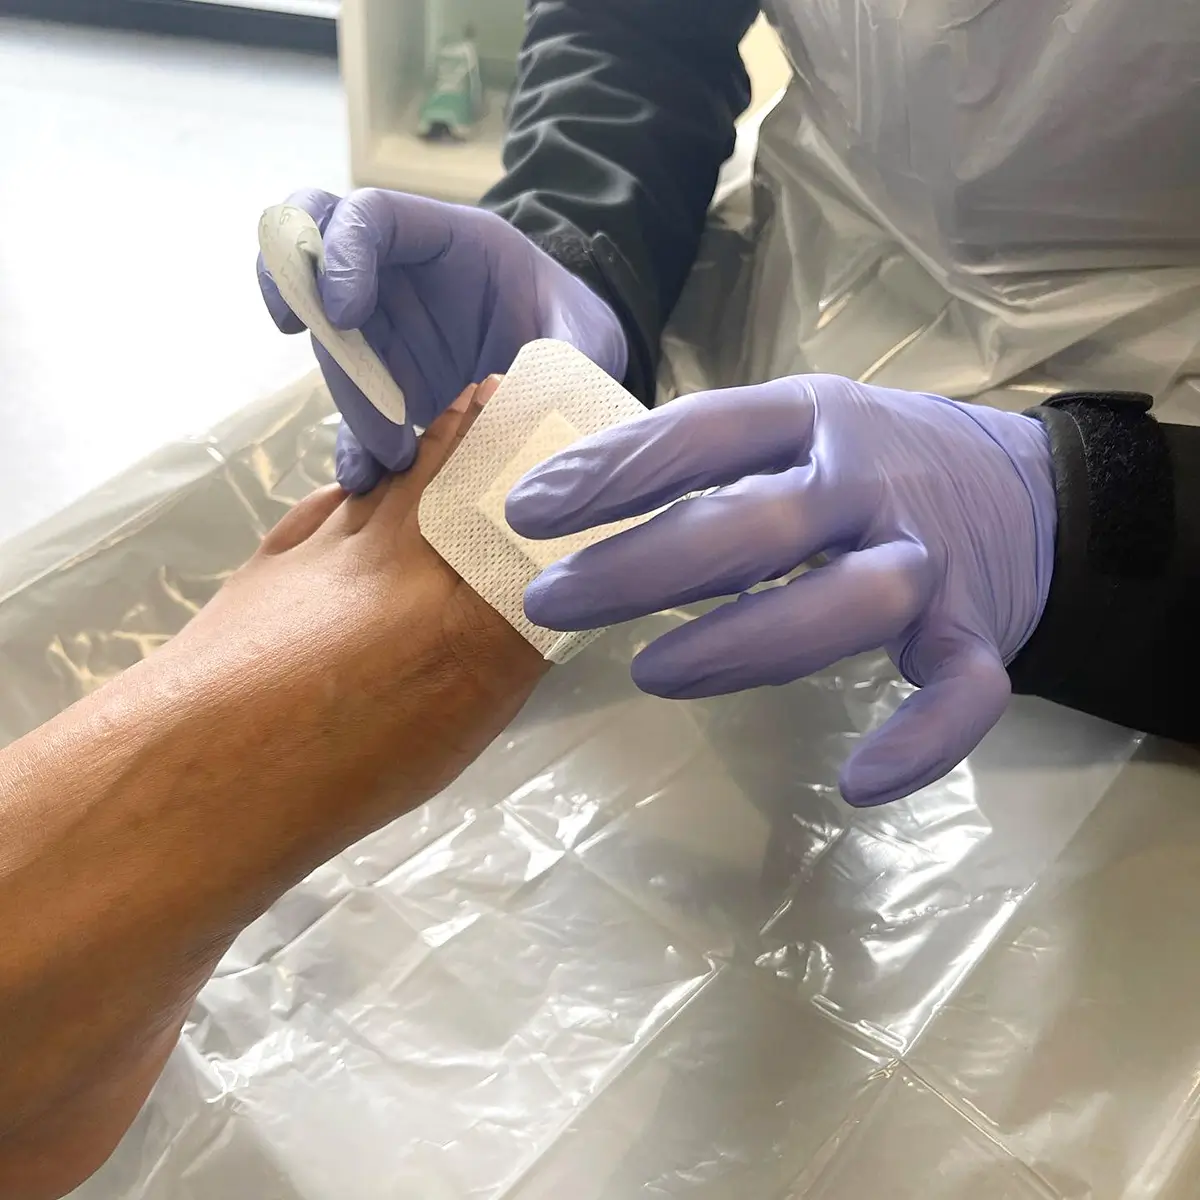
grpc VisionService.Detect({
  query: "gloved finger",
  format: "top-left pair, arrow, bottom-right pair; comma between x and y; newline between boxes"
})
506,377 -> 818,539
339,384 -> 479,533
523,467 -> 874,630
335,421 -> 386,495
375,268 -> 472,426
629,541 -> 933,699
256,187 -> 342,333
309,290 -> 433,475
312,338 -> 417,474
838,638 -> 1012,807
320,188 -> 459,330
368,383 -> 484,530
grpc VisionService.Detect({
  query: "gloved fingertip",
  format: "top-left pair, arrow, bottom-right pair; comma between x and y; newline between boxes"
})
837,754 -> 928,808
524,565 -> 611,633
335,435 -> 386,495
318,269 -> 375,331
266,299 -> 306,335
505,478 -> 560,539
257,257 -> 306,334
522,573 -> 570,631
629,648 -> 692,700
836,778 -> 892,809
337,456 -> 386,495
378,424 -> 419,474
504,489 -> 536,537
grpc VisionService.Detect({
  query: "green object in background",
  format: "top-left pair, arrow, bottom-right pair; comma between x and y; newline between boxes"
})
417,32 -> 484,140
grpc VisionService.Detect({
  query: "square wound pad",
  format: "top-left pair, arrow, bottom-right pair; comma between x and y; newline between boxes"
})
418,339 -> 653,663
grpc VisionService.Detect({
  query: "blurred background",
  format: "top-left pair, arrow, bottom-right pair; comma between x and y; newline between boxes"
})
0,0 -> 786,545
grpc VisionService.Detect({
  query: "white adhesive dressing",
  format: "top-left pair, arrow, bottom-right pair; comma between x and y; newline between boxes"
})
257,204 -> 408,427
419,339 -> 654,663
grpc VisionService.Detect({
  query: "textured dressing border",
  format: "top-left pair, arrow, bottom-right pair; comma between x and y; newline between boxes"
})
420,340 -> 656,664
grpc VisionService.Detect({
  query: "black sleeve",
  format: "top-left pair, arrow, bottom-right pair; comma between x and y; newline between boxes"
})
1008,391 -> 1200,742
480,0 -> 760,402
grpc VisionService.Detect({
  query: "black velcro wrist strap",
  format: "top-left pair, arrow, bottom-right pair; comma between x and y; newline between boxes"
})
1008,390 -> 1178,730
586,233 -> 660,406
1036,391 -> 1173,578
528,230 -> 660,407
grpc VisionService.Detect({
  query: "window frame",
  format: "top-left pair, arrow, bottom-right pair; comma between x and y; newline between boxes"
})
0,0 -> 337,56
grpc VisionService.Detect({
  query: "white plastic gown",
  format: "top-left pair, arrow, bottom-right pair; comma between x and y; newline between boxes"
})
665,0 -> 1200,426
25,2 -> 1200,1197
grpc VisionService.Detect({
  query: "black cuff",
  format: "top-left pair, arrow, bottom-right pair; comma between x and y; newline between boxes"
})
1008,390 -> 1181,733
529,230 -> 660,407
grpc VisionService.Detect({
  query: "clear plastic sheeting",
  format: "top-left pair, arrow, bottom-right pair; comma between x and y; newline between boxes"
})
662,0 -> 1200,421
0,374 -> 1196,1198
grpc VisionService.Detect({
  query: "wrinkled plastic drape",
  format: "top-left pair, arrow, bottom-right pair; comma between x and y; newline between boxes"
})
664,0 -> 1200,427
9,4 -> 1200,1193
4,374 -> 1196,1199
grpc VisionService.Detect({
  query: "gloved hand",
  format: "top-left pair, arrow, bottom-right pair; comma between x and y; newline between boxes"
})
257,187 -> 628,492
506,375 -> 1058,807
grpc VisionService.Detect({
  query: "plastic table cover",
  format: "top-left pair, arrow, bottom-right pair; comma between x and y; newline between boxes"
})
1,374 -> 1197,1200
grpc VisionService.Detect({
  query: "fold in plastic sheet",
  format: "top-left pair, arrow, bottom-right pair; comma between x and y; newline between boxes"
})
1,375 -> 1196,1199
661,1 -> 1200,418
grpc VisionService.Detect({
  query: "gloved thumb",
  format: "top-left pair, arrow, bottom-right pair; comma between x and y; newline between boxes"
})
312,338 -> 417,484
838,636 -> 1012,807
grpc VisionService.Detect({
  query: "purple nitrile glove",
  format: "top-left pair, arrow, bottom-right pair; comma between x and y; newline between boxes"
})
506,375 -> 1058,807
257,187 -> 628,493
